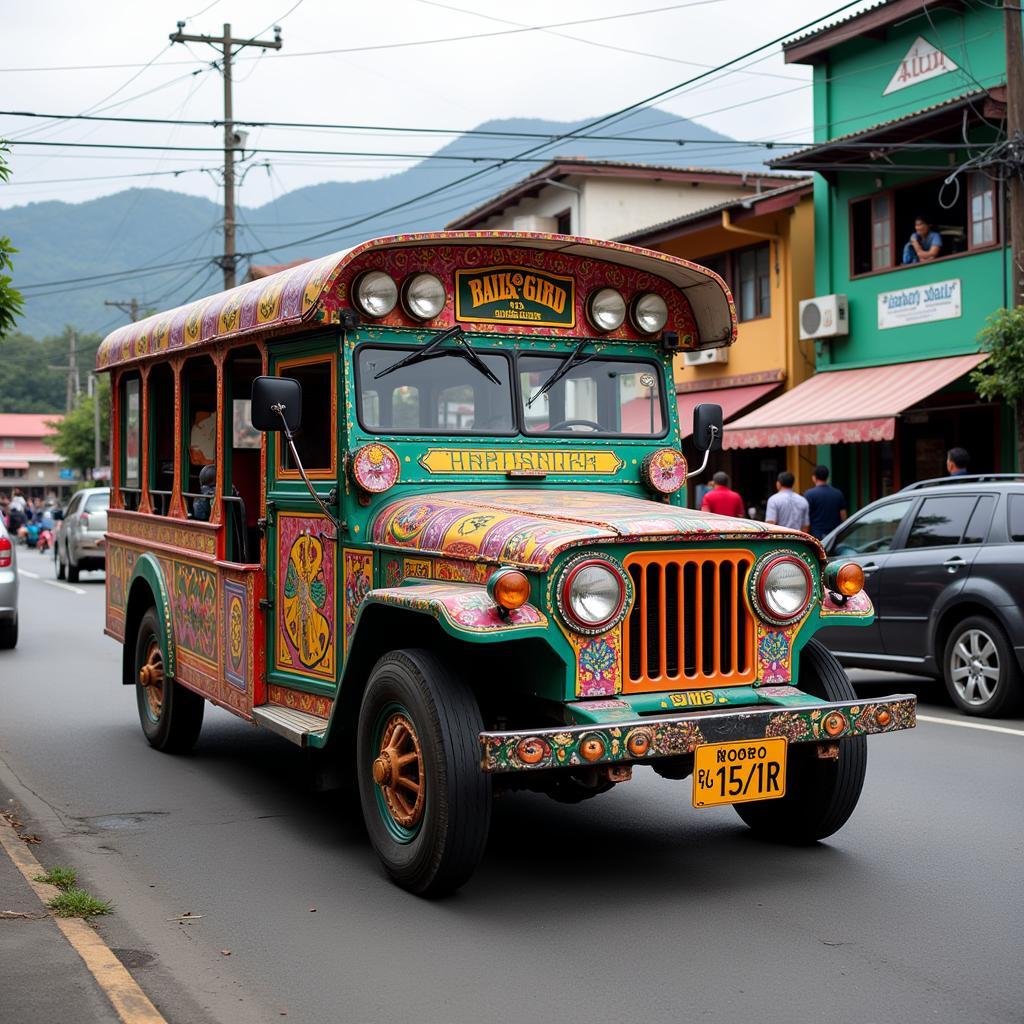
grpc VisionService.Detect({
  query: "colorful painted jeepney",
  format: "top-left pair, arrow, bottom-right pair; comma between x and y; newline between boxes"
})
98,231 -> 915,895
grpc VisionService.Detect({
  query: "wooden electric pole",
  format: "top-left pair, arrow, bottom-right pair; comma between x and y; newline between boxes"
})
1005,2 -> 1024,306
104,297 -> 140,322
169,21 -> 282,289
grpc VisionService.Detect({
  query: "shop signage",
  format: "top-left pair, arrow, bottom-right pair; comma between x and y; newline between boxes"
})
878,278 -> 961,329
455,266 -> 575,327
883,37 -> 958,95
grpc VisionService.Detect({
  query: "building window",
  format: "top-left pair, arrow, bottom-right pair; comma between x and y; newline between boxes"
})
737,244 -> 770,321
1,438 -> 13,449
969,173 -> 995,248
555,208 -> 572,235
871,195 -> 892,269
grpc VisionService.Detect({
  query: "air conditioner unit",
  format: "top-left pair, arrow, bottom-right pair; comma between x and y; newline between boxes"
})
799,294 -> 849,340
683,347 -> 729,366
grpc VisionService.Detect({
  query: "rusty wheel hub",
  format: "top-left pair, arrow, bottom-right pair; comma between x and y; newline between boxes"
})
373,713 -> 424,830
139,639 -> 165,720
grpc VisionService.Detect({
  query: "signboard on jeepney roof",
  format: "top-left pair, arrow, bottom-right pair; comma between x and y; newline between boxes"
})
455,266 -> 576,327
883,37 -> 959,95
877,278 -> 961,330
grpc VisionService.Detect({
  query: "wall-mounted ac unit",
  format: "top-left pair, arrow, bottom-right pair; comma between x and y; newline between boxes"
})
799,294 -> 848,340
683,347 -> 729,366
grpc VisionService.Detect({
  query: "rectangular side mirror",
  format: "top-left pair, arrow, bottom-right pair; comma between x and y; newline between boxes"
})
692,402 -> 724,452
251,376 -> 302,433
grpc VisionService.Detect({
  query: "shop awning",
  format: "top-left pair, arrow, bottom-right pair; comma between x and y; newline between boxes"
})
677,382 -> 781,439
724,353 -> 988,449
0,459 -> 30,470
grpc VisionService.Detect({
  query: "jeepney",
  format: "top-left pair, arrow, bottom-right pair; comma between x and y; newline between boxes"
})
97,231 -> 916,895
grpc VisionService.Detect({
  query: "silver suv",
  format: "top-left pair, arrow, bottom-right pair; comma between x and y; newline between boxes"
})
55,487 -> 109,582
0,516 -> 17,648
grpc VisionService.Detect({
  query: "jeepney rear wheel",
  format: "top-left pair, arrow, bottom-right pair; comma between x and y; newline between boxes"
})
357,648 -> 491,897
134,608 -> 204,754
734,639 -> 867,844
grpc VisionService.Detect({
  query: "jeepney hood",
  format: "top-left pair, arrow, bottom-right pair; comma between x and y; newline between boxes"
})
372,489 -> 813,571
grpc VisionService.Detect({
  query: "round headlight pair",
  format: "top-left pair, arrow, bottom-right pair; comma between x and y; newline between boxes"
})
557,555 -> 631,634
586,288 -> 669,335
752,553 -> 813,625
353,271 -> 446,321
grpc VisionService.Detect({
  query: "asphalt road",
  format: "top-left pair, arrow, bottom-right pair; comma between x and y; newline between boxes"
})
2,551 -> 1023,1024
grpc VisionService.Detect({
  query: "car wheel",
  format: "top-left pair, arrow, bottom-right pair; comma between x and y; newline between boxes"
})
67,549 -> 80,583
55,546 -> 66,580
0,616 -> 17,650
734,639 -> 867,844
357,648 -> 491,897
134,608 -> 204,752
943,615 -> 1023,717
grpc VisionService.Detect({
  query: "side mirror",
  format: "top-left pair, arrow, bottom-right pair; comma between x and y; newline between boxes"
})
251,376 -> 302,433
692,403 -> 724,452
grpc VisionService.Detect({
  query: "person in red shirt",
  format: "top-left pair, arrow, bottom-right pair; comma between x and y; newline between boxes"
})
700,471 -> 746,518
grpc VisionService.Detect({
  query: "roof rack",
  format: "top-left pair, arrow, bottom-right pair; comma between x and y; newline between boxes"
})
900,474 -> 1024,491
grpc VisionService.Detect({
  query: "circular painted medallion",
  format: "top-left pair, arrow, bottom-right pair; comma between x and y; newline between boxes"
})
641,448 -> 687,495
350,443 -> 401,494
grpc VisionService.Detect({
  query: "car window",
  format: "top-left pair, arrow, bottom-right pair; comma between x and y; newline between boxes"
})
905,495 -> 977,548
84,492 -> 109,512
65,494 -> 82,516
1009,494 -> 1024,542
963,495 -> 995,545
831,498 -> 913,555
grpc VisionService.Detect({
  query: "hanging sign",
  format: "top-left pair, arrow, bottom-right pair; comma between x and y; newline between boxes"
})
877,278 -> 961,329
455,266 -> 575,327
883,37 -> 958,95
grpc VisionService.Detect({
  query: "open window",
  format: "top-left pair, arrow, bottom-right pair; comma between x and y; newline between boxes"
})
223,345 -> 263,563
119,373 -> 142,511
181,355 -> 217,520
147,362 -> 175,515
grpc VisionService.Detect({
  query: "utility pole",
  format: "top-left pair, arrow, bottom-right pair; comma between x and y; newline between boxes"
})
104,297 -> 140,322
169,21 -> 283,289
48,328 -> 79,414
1005,1 -> 1024,307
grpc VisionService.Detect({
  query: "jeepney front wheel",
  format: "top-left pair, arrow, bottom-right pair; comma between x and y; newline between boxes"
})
734,639 -> 867,844
134,608 -> 204,753
357,649 -> 491,897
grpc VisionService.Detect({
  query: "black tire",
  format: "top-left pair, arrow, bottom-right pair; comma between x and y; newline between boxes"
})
734,639 -> 867,844
0,616 -> 17,650
55,546 -> 66,580
356,649 -> 491,897
67,550 -> 80,583
134,608 -> 204,753
942,615 -> 1023,718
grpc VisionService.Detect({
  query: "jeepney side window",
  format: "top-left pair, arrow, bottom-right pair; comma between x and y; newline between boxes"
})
119,373 -> 142,511
277,355 -> 335,475
223,344 -> 263,563
147,362 -> 175,515
181,355 -> 217,518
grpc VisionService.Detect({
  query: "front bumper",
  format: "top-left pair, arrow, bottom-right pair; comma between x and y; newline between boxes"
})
480,694 -> 916,773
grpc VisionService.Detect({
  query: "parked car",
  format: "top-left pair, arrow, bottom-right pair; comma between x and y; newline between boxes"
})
818,474 -> 1024,717
54,487 -> 110,582
0,516 -> 18,648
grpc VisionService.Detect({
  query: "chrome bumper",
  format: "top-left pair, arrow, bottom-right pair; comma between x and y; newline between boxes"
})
480,694 -> 916,773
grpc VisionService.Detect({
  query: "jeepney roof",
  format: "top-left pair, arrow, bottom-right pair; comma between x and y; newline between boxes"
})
95,230 -> 736,372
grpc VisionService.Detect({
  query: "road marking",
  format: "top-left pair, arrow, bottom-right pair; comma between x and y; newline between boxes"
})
18,567 -> 86,595
17,568 -> 40,579
917,713 -> 1024,738
0,818 -> 167,1024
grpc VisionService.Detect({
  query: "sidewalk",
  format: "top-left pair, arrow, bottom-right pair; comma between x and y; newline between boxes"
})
0,813 -> 161,1024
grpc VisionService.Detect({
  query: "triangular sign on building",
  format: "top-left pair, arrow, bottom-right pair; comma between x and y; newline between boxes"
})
883,36 -> 959,95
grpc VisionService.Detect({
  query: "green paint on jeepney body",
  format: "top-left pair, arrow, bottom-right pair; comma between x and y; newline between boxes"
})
127,553 -> 176,678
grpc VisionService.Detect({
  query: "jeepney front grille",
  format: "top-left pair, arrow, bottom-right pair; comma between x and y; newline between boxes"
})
623,551 -> 756,692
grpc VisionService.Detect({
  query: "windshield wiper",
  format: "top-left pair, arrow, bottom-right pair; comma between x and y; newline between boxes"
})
526,339 -> 593,407
373,325 -> 501,385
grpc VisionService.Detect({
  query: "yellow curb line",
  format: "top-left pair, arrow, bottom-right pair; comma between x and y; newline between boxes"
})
0,819 -> 167,1024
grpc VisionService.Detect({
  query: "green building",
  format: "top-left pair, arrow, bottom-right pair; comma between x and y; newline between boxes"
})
725,0 -> 1017,507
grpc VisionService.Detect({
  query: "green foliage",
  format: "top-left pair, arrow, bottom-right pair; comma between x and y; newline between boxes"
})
972,306 -> 1024,404
48,886 -> 112,919
0,331 -> 71,412
35,866 -> 77,890
47,375 -> 110,475
0,145 -> 25,340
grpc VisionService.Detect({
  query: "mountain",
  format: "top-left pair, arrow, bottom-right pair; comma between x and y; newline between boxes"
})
4,108 -> 768,339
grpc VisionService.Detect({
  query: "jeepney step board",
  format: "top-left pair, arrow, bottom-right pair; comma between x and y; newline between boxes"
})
252,705 -> 327,747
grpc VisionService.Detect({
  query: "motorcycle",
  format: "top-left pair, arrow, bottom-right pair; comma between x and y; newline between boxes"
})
36,527 -> 54,553
22,522 -> 41,548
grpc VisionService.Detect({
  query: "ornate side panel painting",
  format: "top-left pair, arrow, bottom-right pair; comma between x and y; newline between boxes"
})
275,512 -> 337,683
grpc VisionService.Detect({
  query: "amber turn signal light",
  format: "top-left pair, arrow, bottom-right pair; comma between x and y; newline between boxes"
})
824,560 -> 864,597
487,568 -> 531,612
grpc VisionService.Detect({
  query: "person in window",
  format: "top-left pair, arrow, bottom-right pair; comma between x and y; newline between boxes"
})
946,447 -> 970,477
902,216 -> 943,264
192,464 -> 216,522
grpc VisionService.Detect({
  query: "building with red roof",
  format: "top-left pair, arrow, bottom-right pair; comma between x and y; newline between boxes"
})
0,413 -> 72,499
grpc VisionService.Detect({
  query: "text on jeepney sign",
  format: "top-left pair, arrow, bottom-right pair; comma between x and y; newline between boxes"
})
419,447 -> 624,475
455,266 -> 576,327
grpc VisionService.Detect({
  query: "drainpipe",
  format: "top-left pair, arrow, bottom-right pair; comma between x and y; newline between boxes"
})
542,178 -> 583,234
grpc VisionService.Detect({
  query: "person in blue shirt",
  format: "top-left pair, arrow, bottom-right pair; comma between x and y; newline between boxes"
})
804,465 -> 847,540
902,216 -> 943,264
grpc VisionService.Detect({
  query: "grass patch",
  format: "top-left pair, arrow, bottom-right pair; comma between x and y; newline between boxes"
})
34,866 -> 77,890
48,887 -> 113,919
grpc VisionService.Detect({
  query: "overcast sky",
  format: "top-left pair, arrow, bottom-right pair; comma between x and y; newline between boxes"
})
0,0 -> 874,211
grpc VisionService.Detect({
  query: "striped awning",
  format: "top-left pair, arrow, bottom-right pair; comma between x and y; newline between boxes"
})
0,459 -> 30,470
677,381 -> 781,440
725,353 -> 988,449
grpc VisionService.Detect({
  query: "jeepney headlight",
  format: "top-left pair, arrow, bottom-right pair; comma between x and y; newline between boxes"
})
402,273 -> 446,321
752,553 -> 813,625
353,270 -> 398,317
631,292 -> 669,335
587,288 -> 626,332
557,555 -> 631,634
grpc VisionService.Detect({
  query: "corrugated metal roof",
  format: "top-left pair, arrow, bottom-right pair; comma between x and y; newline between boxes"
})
783,0 -> 891,50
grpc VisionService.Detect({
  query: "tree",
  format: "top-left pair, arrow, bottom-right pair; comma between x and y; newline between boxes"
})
972,306 -> 1024,471
46,376 -> 110,478
0,145 -> 24,340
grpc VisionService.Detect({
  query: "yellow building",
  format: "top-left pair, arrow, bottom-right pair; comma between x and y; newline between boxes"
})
619,180 -> 816,515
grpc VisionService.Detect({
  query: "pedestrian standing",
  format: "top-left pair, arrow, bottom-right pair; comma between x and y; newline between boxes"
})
700,471 -> 746,518
804,465 -> 848,539
765,471 -> 810,532
946,447 -> 970,476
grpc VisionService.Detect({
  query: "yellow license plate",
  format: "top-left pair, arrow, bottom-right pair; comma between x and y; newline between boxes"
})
692,737 -> 787,808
